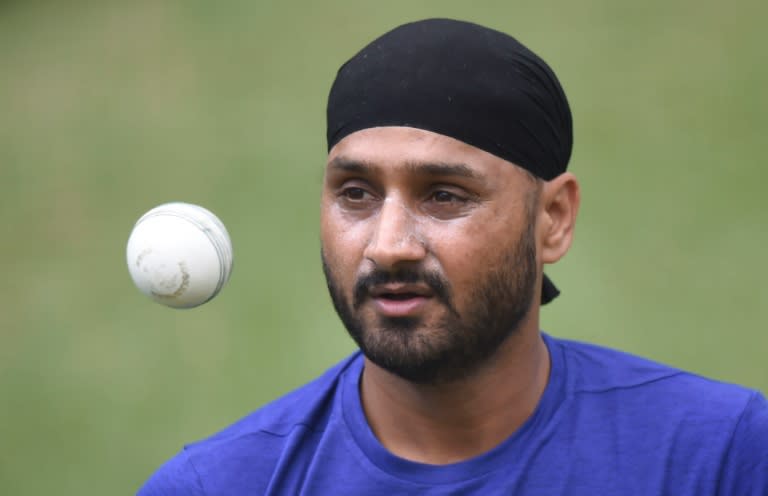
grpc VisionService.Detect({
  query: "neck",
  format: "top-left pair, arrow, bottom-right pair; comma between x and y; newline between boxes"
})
359,320 -> 550,465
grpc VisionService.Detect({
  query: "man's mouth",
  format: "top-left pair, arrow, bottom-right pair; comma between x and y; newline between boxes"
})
369,284 -> 433,317
378,292 -> 420,300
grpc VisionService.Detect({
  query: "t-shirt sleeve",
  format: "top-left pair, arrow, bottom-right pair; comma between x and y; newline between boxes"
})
717,391 -> 768,496
137,449 -> 206,496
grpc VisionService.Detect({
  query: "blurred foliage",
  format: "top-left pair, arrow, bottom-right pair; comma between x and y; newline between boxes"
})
0,0 -> 765,493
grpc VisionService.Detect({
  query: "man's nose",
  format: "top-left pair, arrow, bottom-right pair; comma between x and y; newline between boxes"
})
363,199 -> 427,268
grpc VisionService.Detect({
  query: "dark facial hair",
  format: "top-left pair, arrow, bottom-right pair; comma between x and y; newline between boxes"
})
322,204 -> 539,385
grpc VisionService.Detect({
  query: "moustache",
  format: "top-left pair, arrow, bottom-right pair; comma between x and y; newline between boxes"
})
352,268 -> 452,310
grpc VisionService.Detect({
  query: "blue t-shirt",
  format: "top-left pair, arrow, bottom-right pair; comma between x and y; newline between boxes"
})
138,335 -> 768,495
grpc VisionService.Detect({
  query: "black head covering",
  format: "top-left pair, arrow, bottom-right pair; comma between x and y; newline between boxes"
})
326,18 -> 572,304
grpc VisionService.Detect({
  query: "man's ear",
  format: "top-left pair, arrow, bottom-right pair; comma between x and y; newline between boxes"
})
539,172 -> 580,264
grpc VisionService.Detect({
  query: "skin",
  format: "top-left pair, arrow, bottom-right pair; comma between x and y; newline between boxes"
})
320,126 -> 580,465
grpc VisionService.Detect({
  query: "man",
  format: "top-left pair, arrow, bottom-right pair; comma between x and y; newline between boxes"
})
139,18 -> 767,495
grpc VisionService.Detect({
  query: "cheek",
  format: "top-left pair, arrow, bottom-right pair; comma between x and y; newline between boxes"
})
320,205 -> 370,283
429,212 -> 525,295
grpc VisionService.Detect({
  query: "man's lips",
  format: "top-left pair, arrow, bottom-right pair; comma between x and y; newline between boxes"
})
368,284 -> 433,317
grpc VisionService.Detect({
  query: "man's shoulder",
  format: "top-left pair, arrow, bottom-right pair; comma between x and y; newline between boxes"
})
547,335 -> 768,494
551,334 -> 760,419
137,352 -> 362,495
197,351 -> 361,445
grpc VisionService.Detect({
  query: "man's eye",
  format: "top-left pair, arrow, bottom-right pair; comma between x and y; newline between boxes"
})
342,187 -> 368,201
431,190 -> 464,203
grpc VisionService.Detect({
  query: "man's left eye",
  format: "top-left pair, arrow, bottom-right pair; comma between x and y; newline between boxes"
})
431,191 -> 463,203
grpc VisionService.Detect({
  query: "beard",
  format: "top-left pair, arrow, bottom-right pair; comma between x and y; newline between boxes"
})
322,218 -> 538,385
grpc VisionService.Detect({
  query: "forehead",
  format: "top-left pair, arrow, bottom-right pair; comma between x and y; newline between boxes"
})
326,127 -> 527,182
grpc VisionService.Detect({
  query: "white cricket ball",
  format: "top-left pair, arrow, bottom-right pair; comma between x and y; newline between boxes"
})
126,202 -> 233,308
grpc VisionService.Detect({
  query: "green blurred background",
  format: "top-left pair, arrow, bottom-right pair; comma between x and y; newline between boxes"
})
1,0 -> 765,493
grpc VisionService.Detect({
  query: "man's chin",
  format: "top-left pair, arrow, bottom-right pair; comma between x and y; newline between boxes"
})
355,330 -> 458,384
375,315 -> 421,332
362,351 -> 466,385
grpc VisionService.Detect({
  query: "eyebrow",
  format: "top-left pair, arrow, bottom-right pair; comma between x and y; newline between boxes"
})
327,156 -> 483,181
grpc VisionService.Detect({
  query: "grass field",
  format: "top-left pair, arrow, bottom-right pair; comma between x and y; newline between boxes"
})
1,1 -> 766,493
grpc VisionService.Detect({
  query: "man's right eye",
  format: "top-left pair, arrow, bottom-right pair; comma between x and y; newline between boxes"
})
341,187 -> 368,201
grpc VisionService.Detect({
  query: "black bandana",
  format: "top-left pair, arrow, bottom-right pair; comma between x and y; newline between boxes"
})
326,18 -> 572,304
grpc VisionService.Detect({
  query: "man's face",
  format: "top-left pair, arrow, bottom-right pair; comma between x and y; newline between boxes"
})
320,127 -> 541,384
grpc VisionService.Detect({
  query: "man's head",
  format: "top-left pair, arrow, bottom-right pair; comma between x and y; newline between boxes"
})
320,19 -> 579,384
